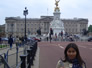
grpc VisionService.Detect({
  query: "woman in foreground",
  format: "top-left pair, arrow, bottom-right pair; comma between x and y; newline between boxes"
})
56,43 -> 86,68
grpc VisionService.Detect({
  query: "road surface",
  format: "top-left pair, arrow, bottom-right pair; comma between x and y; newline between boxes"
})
38,41 -> 92,68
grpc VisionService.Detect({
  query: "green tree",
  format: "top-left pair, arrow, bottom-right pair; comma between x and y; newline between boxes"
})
88,25 -> 92,32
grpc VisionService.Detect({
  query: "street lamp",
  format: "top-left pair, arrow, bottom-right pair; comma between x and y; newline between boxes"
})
11,23 -> 14,35
23,7 -> 28,40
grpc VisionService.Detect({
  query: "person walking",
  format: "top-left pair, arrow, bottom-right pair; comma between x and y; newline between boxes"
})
19,37 -> 22,47
46,37 -> 48,41
55,33 -> 57,41
0,36 -> 1,44
15,36 -> 19,47
8,35 -> 13,49
21,37 -> 24,46
56,43 -> 86,68
49,34 -> 52,43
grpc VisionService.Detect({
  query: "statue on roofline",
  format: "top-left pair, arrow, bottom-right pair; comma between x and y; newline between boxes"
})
54,0 -> 60,11
55,0 -> 60,7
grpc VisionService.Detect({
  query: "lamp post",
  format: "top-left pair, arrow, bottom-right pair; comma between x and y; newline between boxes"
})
11,23 -> 14,35
23,7 -> 28,40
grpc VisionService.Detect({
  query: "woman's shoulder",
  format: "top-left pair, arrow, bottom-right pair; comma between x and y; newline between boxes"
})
56,60 -> 64,68
58,60 -> 64,64
57,60 -> 70,65
56,60 -> 72,68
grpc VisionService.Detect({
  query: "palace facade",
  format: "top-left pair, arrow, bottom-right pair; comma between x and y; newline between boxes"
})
5,16 -> 88,37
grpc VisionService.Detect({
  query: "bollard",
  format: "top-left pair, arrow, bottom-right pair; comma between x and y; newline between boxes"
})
30,46 -> 34,65
20,55 -> 26,68
27,49 -> 32,68
33,42 -> 37,60
35,42 -> 37,55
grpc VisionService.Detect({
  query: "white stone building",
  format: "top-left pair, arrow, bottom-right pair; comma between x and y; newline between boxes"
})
5,16 -> 88,37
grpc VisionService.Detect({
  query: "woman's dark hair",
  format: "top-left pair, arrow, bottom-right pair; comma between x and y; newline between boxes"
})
63,43 -> 85,66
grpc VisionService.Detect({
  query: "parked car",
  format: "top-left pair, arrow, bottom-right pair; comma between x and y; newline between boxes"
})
34,37 -> 41,42
28,37 -> 41,42
88,37 -> 92,42
28,35 -> 41,42
1,37 -> 8,41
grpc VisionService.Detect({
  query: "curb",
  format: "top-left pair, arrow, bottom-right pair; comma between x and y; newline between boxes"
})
31,47 -> 40,68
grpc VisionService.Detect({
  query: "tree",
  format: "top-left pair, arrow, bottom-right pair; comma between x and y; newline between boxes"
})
88,25 -> 92,32
82,29 -> 89,35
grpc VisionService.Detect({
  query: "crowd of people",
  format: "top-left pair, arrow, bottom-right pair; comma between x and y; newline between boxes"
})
0,35 -> 27,49
46,34 -> 80,42
8,35 -> 27,49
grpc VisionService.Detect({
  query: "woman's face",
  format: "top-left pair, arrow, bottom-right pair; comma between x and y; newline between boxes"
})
67,47 -> 77,60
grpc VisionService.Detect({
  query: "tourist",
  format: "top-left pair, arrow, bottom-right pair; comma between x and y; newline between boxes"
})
0,36 -> 1,44
8,35 -> 13,49
56,43 -> 86,68
55,33 -> 57,41
46,37 -> 48,41
15,36 -> 19,47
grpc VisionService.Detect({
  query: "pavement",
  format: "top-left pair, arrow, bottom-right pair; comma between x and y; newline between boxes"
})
0,44 -> 40,68
31,46 -> 40,68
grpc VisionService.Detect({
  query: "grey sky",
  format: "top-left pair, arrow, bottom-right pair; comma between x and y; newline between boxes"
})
0,0 -> 92,26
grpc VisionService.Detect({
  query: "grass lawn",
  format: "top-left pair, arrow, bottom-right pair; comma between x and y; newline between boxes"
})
0,45 -> 8,48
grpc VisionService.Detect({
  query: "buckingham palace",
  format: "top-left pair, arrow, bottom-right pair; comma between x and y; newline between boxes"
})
5,16 -> 88,37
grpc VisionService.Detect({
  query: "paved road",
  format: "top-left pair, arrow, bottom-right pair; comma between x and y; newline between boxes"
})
38,41 -> 92,68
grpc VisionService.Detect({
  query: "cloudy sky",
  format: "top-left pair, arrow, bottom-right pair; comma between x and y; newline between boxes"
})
0,0 -> 92,26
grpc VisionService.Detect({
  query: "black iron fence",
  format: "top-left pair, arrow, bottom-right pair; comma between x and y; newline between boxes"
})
0,41 -> 38,68
16,41 -> 37,68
